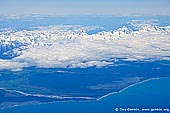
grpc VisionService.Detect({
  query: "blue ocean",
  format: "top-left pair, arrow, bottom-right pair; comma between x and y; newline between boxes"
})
0,15 -> 170,113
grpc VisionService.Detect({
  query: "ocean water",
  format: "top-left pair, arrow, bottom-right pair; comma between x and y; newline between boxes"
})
0,77 -> 170,113
0,60 -> 170,112
0,15 -> 170,112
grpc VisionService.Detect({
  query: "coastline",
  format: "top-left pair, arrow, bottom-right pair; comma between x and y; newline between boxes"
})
97,77 -> 170,101
1,77 -> 167,103
0,76 -> 170,113
1,77 -> 170,110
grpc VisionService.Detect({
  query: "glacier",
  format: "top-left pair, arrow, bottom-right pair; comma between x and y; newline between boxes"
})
0,20 -> 170,71
0,16 -> 170,109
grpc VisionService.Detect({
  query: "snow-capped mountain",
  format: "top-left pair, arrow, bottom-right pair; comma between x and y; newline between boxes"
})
0,21 -> 170,70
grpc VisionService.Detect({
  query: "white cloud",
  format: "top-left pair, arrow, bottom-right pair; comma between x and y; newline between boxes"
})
0,22 -> 170,70
0,59 -> 28,71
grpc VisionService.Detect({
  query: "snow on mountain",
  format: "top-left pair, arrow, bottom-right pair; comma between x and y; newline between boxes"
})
0,21 -> 170,70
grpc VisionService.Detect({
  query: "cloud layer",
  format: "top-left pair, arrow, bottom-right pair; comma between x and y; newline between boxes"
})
0,21 -> 170,70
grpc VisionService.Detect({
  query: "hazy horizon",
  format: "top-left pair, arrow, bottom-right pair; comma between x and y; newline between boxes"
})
1,0 -> 170,16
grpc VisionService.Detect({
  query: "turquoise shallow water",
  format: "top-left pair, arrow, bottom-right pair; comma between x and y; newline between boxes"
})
1,77 -> 170,113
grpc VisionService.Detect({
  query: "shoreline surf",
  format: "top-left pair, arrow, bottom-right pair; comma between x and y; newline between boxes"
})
1,76 -> 170,110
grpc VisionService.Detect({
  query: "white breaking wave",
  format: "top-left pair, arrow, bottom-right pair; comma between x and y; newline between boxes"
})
0,21 -> 170,70
0,88 -> 95,100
